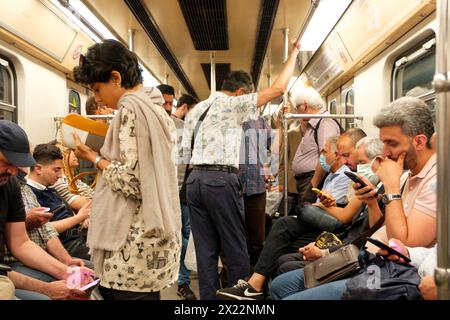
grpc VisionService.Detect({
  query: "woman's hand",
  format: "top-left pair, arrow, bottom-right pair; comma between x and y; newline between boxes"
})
72,133 -> 97,163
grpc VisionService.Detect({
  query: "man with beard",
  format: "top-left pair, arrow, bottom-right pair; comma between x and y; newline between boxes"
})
266,97 -> 437,301
0,120 -> 91,299
355,96 -> 436,252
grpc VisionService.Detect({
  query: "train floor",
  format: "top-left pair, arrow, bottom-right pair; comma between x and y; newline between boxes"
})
161,272 -> 200,300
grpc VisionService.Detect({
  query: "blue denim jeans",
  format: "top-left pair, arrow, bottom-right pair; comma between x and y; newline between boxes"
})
270,268 -> 348,300
15,289 -> 50,300
9,262 -> 56,282
178,203 -> 191,286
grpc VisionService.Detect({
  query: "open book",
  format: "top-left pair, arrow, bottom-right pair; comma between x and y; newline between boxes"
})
60,114 -> 109,152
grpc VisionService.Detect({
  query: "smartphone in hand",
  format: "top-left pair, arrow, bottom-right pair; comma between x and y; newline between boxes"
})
344,171 -> 368,188
80,278 -> 100,291
366,237 -> 411,263
312,188 -> 334,201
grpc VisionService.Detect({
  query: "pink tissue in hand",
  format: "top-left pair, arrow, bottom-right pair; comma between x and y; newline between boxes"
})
66,266 -> 94,289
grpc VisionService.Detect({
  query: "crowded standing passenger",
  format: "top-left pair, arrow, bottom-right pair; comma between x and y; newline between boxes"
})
172,93 -> 199,300
180,41 -> 301,300
72,39 -> 181,300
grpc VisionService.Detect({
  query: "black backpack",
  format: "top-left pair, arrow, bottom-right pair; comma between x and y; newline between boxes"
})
341,250 -> 422,300
311,118 -> 345,153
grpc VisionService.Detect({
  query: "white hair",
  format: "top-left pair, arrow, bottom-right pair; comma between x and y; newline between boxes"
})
355,137 -> 384,159
289,86 -> 324,110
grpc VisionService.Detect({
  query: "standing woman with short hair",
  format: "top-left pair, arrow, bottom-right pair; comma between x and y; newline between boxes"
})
72,39 -> 181,300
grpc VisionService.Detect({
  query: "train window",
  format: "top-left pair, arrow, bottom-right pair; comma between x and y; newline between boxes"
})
392,37 -> 436,100
0,57 -> 16,122
68,89 -> 81,114
329,100 -> 337,114
345,88 -> 354,129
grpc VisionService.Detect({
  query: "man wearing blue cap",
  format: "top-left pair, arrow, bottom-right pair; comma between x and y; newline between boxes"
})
0,120 -> 91,299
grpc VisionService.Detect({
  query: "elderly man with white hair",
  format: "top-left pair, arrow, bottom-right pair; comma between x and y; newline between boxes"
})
290,87 -> 342,206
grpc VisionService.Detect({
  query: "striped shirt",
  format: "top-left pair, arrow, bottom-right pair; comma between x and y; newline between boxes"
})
238,117 -> 272,196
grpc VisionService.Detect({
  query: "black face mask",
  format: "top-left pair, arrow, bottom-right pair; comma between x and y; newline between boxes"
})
17,170 -> 27,181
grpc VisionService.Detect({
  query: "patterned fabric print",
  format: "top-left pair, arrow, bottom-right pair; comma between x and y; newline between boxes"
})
100,208 -> 181,292
3,183 -> 59,263
180,92 -> 258,169
103,108 -> 141,202
100,107 -> 179,292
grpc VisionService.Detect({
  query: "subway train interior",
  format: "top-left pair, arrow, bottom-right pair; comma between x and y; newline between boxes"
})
1,0 -> 450,301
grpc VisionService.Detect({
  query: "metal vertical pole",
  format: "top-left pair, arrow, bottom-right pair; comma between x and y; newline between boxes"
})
433,0 -> 450,300
128,29 -> 136,51
210,51 -> 216,94
283,27 -> 290,216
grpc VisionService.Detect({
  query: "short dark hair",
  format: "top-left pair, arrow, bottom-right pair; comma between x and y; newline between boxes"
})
47,139 -> 59,146
85,96 -> 98,115
73,39 -> 143,88
32,144 -> 63,168
157,84 -> 175,96
176,94 -> 198,109
221,71 -> 254,93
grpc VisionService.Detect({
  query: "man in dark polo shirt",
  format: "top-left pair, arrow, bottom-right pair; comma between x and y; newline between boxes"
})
0,120 -> 89,299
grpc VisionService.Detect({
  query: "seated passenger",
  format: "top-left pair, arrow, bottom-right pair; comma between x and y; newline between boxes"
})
276,137 -> 385,275
3,167 -> 90,283
50,140 -> 94,201
270,97 -> 437,300
0,120 -> 91,300
24,143 -> 91,260
216,131 -> 364,300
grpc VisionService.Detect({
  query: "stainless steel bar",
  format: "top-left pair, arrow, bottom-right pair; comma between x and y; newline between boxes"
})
285,114 -> 363,120
283,115 -> 289,216
434,0 -> 450,300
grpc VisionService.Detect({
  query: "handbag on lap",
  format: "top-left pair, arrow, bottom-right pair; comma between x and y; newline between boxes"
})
304,216 -> 385,289
304,244 -> 360,289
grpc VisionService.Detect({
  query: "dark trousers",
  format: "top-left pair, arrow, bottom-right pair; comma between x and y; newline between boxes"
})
294,171 -> 317,206
276,252 -> 308,276
63,236 -> 90,260
253,216 -> 317,277
186,170 -> 250,300
99,286 -> 160,300
244,193 -> 266,266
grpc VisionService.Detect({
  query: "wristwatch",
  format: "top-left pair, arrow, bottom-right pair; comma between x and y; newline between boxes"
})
94,154 -> 103,169
381,194 -> 402,205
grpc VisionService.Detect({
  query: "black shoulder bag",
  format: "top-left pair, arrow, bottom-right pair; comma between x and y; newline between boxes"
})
179,103 -> 215,203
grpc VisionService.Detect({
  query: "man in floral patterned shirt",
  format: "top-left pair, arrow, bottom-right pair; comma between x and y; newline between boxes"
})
180,42 -> 301,299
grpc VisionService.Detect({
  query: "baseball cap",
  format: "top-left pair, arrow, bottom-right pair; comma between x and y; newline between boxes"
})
0,120 -> 36,167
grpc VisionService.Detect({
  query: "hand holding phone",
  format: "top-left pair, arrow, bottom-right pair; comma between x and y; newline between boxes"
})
366,237 -> 411,263
80,278 -> 100,291
344,171 -> 368,189
312,188 -> 335,207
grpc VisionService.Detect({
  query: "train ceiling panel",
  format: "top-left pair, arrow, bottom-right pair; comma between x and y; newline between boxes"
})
251,0 -> 280,86
200,63 -> 231,90
81,0 -> 312,100
124,0 -> 198,98
178,0 -> 229,51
